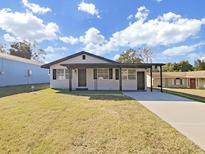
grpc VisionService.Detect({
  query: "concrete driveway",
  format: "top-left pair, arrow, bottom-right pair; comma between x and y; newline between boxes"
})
124,91 -> 205,150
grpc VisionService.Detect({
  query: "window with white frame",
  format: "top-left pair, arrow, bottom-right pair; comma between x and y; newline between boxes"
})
128,69 -> 136,80
122,69 -> 128,80
97,68 -> 109,79
173,78 -> 183,85
122,69 -> 136,80
56,69 -> 65,80
65,69 -> 69,79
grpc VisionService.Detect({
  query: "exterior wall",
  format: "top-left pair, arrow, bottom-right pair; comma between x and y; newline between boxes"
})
50,66 -> 146,90
198,78 -> 205,89
147,75 -> 189,88
0,57 -> 49,87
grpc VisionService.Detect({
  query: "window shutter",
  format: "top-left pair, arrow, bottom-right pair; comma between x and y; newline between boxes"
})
93,69 -> 97,79
109,68 -> 113,79
115,69 -> 119,80
53,69 -> 56,80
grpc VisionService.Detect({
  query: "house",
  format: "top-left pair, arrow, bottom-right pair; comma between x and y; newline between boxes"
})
147,71 -> 205,89
42,51 -> 164,91
0,52 -> 49,87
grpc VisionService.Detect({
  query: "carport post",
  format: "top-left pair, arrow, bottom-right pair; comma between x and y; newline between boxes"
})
119,67 -> 122,91
68,67 -> 72,91
150,66 -> 153,92
160,65 -> 163,92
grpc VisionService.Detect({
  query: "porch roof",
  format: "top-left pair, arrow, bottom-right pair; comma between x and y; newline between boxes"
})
60,63 -> 164,68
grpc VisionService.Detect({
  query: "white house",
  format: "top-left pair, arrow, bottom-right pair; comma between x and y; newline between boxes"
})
0,53 -> 49,87
42,51 -> 164,91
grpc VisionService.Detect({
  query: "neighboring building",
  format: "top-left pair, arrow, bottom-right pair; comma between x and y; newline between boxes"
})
147,71 -> 205,89
42,51 -> 164,91
0,53 -> 49,87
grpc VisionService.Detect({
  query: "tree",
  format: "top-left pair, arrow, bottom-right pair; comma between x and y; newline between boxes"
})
117,49 -> 142,63
163,60 -> 193,72
9,41 -> 32,59
9,41 -> 45,61
194,59 -> 205,71
116,48 -> 152,63
138,48 -> 152,63
0,44 -> 7,53
178,60 -> 193,72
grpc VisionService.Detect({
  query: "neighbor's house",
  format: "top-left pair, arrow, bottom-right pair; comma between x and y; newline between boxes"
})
0,53 -> 49,87
147,71 -> 205,89
42,51 -> 164,91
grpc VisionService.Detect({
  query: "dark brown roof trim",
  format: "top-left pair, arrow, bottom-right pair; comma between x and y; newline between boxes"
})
41,51 -> 119,69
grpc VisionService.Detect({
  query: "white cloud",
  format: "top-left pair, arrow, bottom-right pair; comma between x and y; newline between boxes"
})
60,6 -> 205,56
3,33 -> 18,42
78,0 -> 100,18
59,36 -> 79,45
135,6 -> 149,22
0,8 -> 59,42
22,0 -> 51,14
162,42 -> 205,56
44,46 -> 68,53
127,14 -> 133,20
113,54 -> 120,60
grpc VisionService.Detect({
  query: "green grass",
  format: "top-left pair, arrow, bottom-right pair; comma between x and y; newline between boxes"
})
0,87 -> 204,153
163,88 -> 205,103
0,84 -> 49,98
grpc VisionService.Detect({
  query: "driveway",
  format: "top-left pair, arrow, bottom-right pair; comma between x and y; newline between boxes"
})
124,91 -> 205,150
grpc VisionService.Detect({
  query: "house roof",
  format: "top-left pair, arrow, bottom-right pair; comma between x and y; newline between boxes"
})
0,52 -> 43,65
149,71 -> 205,78
42,51 -> 164,69
41,51 -> 119,68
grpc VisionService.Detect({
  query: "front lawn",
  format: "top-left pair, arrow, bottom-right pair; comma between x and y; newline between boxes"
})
0,88 -> 204,153
163,88 -> 205,103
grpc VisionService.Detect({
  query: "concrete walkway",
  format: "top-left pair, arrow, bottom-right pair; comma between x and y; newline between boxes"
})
123,91 -> 205,150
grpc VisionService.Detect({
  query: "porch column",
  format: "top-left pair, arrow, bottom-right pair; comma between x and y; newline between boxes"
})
69,67 -> 72,91
160,65 -> 163,92
150,66 -> 153,92
119,67 -> 122,91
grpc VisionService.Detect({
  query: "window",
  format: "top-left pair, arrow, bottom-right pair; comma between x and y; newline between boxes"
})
109,68 -> 113,79
128,69 -> 136,80
122,69 -> 128,80
82,55 -> 86,60
56,69 -> 64,80
93,69 -> 97,79
65,69 -> 69,79
174,78 -> 183,85
122,69 -> 136,80
53,69 -> 56,80
97,68 -> 109,79
115,69 -> 119,80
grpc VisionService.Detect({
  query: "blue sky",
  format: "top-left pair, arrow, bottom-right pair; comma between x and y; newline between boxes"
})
0,0 -> 205,63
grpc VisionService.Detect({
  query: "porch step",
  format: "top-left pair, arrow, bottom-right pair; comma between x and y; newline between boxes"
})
76,88 -> 88,91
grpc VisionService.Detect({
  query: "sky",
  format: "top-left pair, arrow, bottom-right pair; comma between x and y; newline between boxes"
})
0,0 -> 205,64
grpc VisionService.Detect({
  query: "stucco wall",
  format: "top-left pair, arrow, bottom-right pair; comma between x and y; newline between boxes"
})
0,58 -> 49,87
198,78 -> 205,89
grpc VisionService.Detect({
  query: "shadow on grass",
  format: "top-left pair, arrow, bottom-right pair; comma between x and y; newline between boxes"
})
0,84 -> 49,98
55,89 -> 133,101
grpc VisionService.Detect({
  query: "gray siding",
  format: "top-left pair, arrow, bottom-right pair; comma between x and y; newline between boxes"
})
0,57 -> 49,87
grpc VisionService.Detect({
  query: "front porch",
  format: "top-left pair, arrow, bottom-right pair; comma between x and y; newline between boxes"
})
58,63 -> 164,92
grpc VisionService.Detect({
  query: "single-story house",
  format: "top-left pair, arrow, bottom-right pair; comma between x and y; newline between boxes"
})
147,71 -> 205,89
42,51 -> 164,91
0,52 -> 49,87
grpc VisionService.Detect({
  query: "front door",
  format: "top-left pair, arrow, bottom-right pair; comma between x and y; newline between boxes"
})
78,68 -> 86,87
137,72 -> 145,90
190,78 -> 196,89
